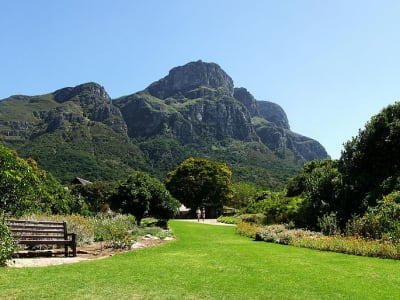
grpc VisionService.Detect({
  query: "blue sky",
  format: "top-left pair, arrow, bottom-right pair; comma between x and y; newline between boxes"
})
1,1 -> 399,159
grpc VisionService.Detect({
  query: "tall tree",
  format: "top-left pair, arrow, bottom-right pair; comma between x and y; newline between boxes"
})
340,102 -> 400,214
110,171 -> 179,224
165,157 -> 234,217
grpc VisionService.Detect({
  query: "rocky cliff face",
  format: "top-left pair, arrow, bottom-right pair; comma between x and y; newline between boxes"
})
116,61 -> 257,144
115,60 -> 328,161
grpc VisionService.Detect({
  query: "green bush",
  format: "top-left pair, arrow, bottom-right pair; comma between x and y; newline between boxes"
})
0,214 -> 17,266
217,215 -> 241,225
240,190 -> 302,225
89,213 -> 137,248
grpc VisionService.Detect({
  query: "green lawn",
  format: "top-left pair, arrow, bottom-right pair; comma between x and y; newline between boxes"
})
1,221 -> 400,299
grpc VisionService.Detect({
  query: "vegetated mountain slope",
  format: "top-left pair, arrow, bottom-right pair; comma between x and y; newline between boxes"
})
0,61 -> 328,187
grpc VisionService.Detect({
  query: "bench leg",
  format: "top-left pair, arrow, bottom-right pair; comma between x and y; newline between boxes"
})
71,233 -> 77,257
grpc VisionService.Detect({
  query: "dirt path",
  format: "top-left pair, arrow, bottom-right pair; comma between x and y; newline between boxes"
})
6,238 -> 170,268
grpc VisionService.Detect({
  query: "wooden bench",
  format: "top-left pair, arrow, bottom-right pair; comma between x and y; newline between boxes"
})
7,219 -> 77,257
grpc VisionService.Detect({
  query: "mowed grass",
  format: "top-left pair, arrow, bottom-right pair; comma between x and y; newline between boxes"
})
2,221 -> 400,299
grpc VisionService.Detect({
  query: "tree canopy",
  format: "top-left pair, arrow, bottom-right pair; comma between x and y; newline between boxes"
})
285,102 -> 400,230
165,157 -> 234,217
110,171 -> 179,224
0,145 -> 81,216
340,102 -> 400,210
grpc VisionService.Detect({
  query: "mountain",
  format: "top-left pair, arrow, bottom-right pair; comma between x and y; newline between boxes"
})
0,61 -> 328,188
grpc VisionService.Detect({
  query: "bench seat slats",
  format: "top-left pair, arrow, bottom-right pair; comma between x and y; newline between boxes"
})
18,240 -> 74,245
7,219 -> 65,226
9,225 -> 65,230
13,235 -> 66,239
10,229 -> 65,234
7,219 -> 77,257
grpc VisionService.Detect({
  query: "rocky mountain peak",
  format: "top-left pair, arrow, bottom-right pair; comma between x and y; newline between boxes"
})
54,82 -> 110,103
146,60 -> 234,99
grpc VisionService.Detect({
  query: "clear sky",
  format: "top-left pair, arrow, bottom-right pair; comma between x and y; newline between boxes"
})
1,1 -> 399,159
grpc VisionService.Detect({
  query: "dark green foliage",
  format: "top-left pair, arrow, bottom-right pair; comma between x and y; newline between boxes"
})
286,159 -> 343,229
71,181 -> 114,213
240,190 -> 302,225
285,102 -> 400,232
165,157 -> 234,217
0,145 -> 82,216
16,123 -> 147,184
110,172 -> 179,225
340,102 -> 400,215
0,214 -> 17,266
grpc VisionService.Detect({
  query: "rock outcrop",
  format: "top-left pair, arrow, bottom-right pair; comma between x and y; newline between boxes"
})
146,60 -> 234,99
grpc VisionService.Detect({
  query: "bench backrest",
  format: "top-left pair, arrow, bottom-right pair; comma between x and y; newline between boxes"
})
7,219 -> 68,242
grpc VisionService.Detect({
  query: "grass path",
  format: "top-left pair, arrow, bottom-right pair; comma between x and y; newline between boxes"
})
1,221 -> 400,299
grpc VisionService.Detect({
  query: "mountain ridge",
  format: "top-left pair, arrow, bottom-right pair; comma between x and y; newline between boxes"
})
0,61 -> 328,187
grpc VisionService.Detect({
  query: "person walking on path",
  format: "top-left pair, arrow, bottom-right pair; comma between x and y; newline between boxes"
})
201,207 -> 206,222
196,207 -> 201,222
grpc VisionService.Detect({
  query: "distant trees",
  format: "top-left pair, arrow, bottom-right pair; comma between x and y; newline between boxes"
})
110,171 -> 180,225
165,157 -> 234,217
71,181 -> 114,213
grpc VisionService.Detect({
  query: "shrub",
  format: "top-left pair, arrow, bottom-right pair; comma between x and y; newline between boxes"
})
0,214 -> 17,266
345,191 -> 400,242
240,190 -> 302,224
89,213 -> 137,248
318,211 -> 340,235
238,213 -> 267,225
217,216 -> 241,225
236,222 -> 261,239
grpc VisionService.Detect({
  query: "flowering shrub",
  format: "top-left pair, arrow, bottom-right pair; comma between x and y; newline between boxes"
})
246,222 -> 400,260
255,224 -> 321,245
292,235 -> 400,259
236,222 -> 261,239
